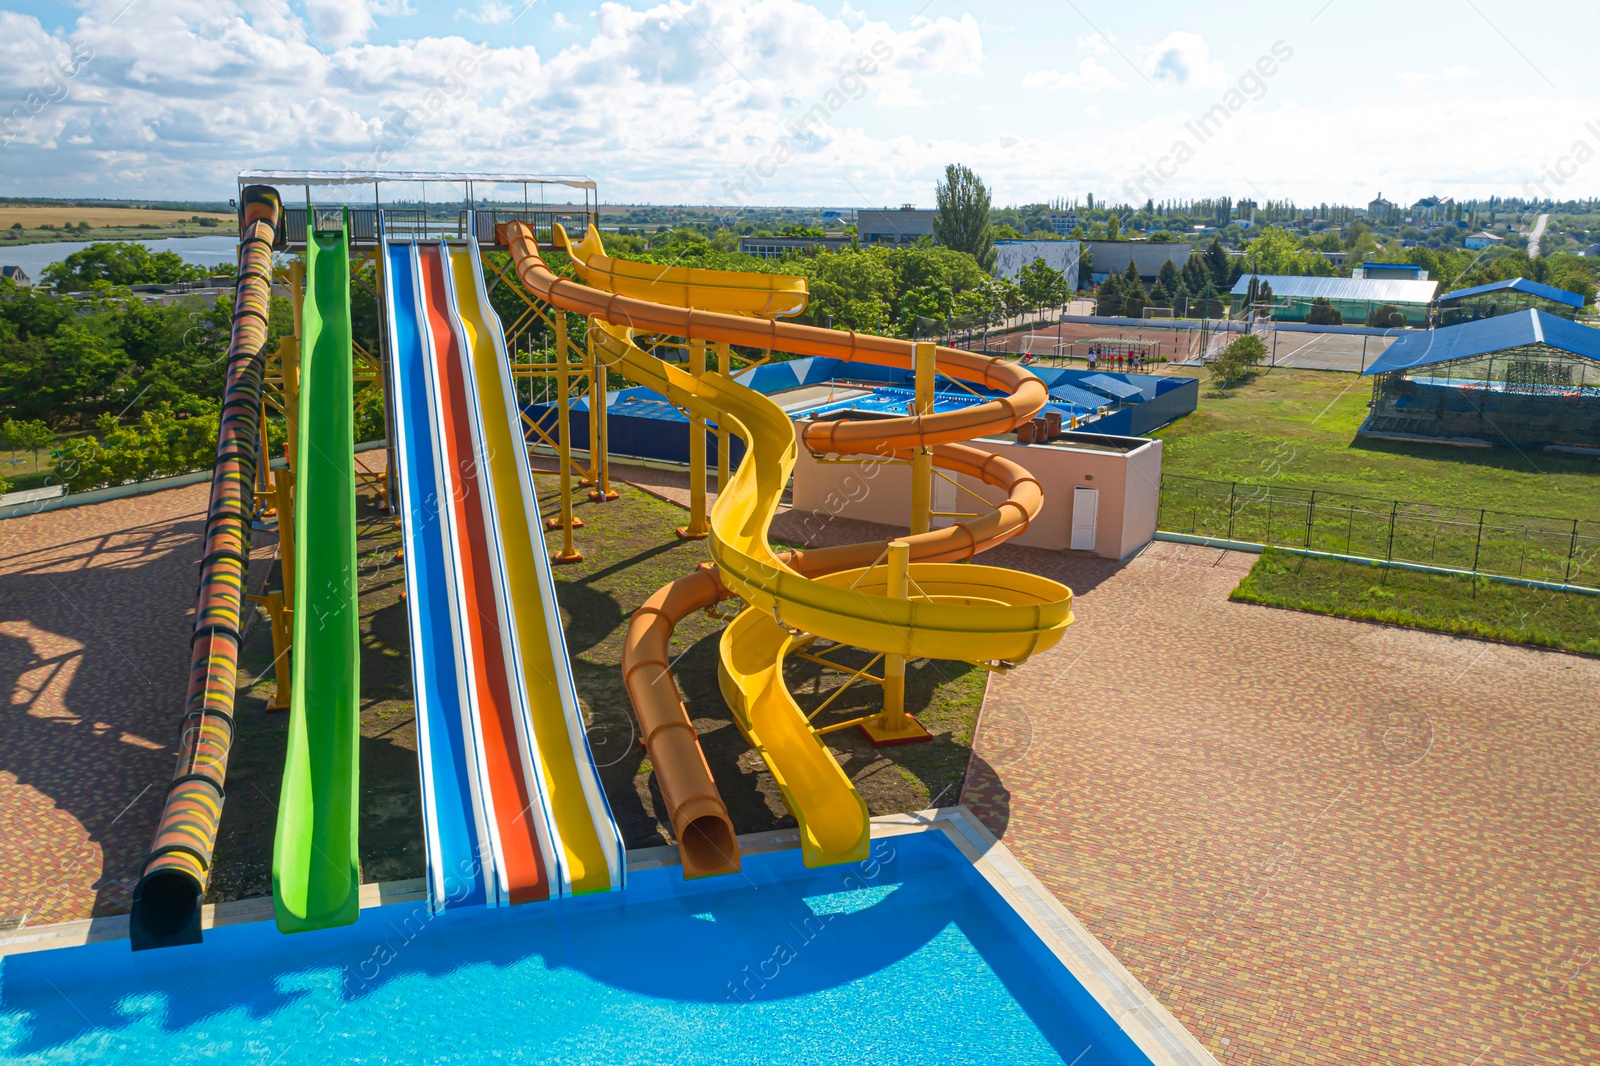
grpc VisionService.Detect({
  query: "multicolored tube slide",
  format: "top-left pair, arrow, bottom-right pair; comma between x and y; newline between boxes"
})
384,232 -> 624,910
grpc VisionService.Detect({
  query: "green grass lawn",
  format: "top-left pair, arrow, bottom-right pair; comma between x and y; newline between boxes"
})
1232,548 -> 1600,657
1153,368 -> 1600,522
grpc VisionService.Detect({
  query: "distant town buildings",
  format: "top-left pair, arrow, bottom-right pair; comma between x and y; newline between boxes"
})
1047,211 -> 1084,235
1368,193 -> 1396,216
1410,195 -> 1456,219
856,206 -> 936,246
1,265 -> 29,286
1464,231 -> 1504,250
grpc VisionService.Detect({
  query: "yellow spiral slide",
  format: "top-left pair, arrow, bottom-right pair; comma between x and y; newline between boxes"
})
504,223 -> 1073,870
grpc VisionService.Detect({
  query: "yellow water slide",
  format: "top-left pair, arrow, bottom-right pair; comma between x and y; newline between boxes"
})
503,223 -> 1073,870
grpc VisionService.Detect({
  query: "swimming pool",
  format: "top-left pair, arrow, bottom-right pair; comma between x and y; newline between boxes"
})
1,832 -> 1160,1064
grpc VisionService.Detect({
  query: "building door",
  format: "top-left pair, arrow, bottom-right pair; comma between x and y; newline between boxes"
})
1071,487 -> 1099,551
931,469 -> 956,529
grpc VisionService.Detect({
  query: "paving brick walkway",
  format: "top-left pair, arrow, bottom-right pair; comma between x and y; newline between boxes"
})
964,539 -> 1600,1066
0,485 -> 274,926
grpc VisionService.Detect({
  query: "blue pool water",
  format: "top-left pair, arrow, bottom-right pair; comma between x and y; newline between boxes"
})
0,833 -> 1152,1065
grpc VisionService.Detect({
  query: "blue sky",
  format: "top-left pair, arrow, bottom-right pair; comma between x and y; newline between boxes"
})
0,0 -> 1595,208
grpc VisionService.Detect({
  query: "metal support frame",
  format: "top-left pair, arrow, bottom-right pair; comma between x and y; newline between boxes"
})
678,338 -> 710,539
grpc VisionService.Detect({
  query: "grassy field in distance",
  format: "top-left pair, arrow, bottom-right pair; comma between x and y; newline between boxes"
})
0,205 -> 233,228
1152,367 -> 1600,523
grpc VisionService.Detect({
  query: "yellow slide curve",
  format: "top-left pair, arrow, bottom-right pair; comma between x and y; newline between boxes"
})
503,223 -> 1074,870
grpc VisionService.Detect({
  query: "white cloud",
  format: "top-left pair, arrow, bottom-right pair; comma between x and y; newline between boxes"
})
306,0 -> 410,48
1074,32 -> 1112,56
552,12 -> 575,31
1023,57 -> 1122,93
457,2 -> 515,25
1144,31 -> 1226,88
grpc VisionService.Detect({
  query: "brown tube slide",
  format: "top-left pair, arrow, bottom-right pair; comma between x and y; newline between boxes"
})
502,222 -> 1048,878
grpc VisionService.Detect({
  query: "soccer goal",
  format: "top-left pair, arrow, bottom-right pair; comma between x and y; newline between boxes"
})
1020,333 -> 1070,365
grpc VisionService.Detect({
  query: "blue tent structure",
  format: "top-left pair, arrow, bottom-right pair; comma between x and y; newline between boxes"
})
1359,310 -> 1600,449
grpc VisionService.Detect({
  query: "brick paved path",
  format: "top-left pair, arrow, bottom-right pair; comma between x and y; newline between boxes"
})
965,540 -> 1600,1066
0,486 -> 267,925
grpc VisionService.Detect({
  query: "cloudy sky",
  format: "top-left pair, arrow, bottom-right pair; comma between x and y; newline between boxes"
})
0,0 -> 1595,209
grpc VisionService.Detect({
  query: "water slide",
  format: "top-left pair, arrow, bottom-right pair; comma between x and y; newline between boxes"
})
387,235 -> 624,905
130,186 -> 283,950
385,240 -> 493,910
272,210 -> 361,934
504,222 -> 1074,874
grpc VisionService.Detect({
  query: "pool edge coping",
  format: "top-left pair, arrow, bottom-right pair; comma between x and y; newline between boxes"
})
2,808 -> 1217,1066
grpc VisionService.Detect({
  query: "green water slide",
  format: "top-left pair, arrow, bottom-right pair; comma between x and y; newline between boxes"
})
273,210 -> 361,934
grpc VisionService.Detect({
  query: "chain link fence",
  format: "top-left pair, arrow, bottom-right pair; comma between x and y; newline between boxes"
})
1158,474 -> 1600,590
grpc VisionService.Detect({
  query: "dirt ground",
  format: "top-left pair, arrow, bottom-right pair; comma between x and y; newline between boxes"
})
207,473 -> 987,897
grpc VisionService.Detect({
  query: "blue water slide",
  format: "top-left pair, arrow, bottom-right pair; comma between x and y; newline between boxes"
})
384,239 -> 492,910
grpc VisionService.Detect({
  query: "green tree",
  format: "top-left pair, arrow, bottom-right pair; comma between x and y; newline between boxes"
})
1209,333 -> 1267,388
1018,258 -> 1068,312
1204,237 -> 1231,288
932,163 -> 996,272
41,242 -> 209,290
1107,213 -> 1121,240
1305,297 -> 1343,325
1,417 -> 55,472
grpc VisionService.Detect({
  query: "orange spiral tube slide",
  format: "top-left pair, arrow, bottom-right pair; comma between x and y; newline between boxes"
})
503,221 -> 1071,876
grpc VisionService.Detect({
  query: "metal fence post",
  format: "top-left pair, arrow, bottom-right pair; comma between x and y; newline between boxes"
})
1472,509 -> 1485,573
1227,481 -> 1238,541
1386,499 -> 1398,560
1304,490 -> 1317,549
1565,519 -> 1579,585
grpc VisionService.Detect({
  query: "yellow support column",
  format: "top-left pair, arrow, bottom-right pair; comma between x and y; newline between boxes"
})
858,540 -> 933,747
678,338 -> 710,539
909,341 -> 935,535
549,312 -> 584,562
714,340 -> 731,493
588,327 -> 617,501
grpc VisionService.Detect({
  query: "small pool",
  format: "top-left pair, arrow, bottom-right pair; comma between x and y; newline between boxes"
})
1,833 -> 1154,1064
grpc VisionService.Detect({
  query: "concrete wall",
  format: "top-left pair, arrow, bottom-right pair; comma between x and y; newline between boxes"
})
789,427 -> 1163,561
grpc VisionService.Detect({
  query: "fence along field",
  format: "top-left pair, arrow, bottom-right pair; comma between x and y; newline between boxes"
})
1159,474 -> 1600,589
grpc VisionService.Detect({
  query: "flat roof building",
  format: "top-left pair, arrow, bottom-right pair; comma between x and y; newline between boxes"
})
1083,240 -> 1190,284
738,234 -> 852,259
1231,273 -> 1440,326
857,207 -> 935,246
994,239 -> 1080,289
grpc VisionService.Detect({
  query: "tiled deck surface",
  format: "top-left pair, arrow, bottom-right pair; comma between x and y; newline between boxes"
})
0,484 -> 273,926
963,539 -> 1600,1066
0,454 -> 389,929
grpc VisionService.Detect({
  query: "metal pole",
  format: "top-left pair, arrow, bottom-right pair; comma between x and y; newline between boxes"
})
1472,509 -> 1485,573
588,328 -> 616,501
1386,499 -> 1398,561
714,341 -> 731,494
858,540 -> 930,746
679,338 -> 709,539
550,312 -> 582,562
1227,481 -> 1237,541
1565,519 -> 1579,585
1304,489 -> 1317,549
909,341 -> 935,535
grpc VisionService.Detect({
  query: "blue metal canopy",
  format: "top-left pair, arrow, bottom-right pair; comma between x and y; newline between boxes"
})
1363,309 -> 1600,375
1436,277 -> 1585,309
